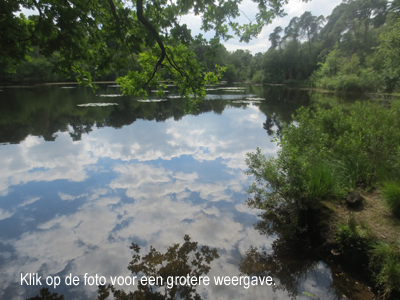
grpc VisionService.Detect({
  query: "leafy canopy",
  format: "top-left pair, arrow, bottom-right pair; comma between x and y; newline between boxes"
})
2,0 -> 299,106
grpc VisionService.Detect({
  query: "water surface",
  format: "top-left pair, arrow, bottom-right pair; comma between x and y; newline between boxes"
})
0,85 -> 346,300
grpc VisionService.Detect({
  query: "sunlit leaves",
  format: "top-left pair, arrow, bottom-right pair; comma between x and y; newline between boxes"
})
117,44 -> 225,111
2,0 -> 309,109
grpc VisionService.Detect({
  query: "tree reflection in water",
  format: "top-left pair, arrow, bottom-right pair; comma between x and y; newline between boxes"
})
26,288 -> 64,300
263,114 -> 284,138
27,235 -> 219,300
239,211 -> 342,300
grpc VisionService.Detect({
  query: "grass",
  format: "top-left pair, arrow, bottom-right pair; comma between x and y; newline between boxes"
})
382,182 -> 400,217
369,242 -> 400,298
308,161 -> 347,200
329,190 -> 400,299
335,216 -> 370,254
335,221 -> 400,298
308,163 -> 335,199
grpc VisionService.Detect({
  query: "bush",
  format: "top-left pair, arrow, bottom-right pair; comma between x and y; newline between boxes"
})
245,100 -> 400,229
335,217 -> 369,253
251,71 -> 263,84
382,182 -> 400,217
312,48 -> 384,92
369,241 -> 400,298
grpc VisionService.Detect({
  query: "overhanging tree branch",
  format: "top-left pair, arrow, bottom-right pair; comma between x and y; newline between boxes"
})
136,0 -> 166,87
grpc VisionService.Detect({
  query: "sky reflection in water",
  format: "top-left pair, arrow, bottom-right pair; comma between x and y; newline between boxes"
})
0,86 -> 343,300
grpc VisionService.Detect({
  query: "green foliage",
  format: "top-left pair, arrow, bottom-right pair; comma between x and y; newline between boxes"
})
308,162 -> 345,200
312,49 -> 384,92
302,291 -> 317,298
309,0 -> 400,92
246,100 -> 400,229
335,217 -> 369,253
117,44 -> 225,111
382,182 -> 400,217
369,241 -> 400,298
377,18 -> 400,91
251,70 -> 263,84
5,0 -> 400,94
2,0 -> 304,108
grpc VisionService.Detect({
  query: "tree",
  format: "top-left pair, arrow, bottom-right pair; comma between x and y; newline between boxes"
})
297,12 -> 325,55
1,0 -> 300,108
283,17 -> 300,42
319,0 -> 388,55
378,18 -> 400,91
269,26 -> 283,50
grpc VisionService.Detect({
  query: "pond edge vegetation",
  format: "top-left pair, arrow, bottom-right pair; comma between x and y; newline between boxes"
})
245,98 -> 400,299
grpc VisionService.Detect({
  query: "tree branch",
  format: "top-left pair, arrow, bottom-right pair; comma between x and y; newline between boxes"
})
18,0 -> 43,42
107,0 -> 121,37
136,0 -> 166,87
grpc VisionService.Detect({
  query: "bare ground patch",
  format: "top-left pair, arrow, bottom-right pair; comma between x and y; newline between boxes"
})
329,190 -> 400,244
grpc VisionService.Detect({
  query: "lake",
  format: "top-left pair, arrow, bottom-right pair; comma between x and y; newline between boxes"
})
0,84 -> 351,299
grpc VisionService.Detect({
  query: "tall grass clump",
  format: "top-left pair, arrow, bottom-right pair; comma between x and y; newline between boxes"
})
308,161 -> 346,200
369,242 -> 400,298
382,182 -> 400,217
308,163 -> 335,199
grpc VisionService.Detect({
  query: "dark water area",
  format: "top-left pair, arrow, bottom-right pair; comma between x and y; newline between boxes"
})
0,84 -> 364,300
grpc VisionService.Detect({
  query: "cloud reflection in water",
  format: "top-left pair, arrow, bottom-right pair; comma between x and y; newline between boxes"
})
0,102 -> 281,300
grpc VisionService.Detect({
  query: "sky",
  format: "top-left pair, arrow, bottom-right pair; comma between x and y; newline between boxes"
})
181,0 -> 343,53
18,0 -> 343,54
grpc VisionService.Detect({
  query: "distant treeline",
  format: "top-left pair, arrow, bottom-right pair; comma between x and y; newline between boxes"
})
1,0 -> 400,92
0,85 -> 309,144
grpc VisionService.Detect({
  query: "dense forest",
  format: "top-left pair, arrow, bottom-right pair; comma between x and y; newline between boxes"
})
2,0 -> 400,93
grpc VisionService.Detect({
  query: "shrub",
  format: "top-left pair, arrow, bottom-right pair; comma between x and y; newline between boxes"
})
312,48 -> 384,93
382,182 -> 400,217
369,242 -> 400,298
251,71 -> 263,84
245,100 -> 400,229
334,217 -> 370,266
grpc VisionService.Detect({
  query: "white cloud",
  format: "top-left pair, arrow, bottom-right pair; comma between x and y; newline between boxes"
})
181,0 -> 342,54
0,208 -> 14,221
0,133 -> 97,196
0,97 -> 284,299
0,167 -> 272,299
18,196 -> 41,207
16,0 -> 342,55
82,106 -> 276,170
58,193 -> 88,201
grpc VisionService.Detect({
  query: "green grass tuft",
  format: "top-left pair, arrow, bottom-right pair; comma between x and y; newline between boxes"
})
382,182 -> 400,217
308,163 -> 335,199
307,161 -> 347,201
369,242 -> 400,298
